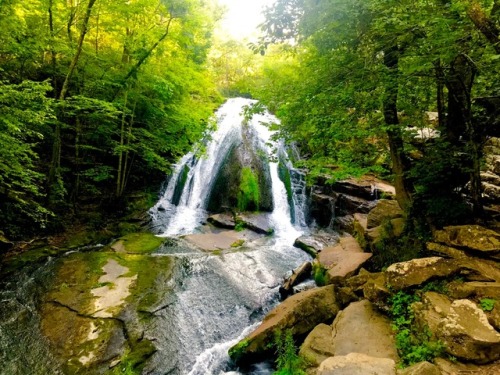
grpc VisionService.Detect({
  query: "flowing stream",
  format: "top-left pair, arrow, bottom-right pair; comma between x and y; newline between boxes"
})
0,98 -> 313,375
146,98 -> 312,374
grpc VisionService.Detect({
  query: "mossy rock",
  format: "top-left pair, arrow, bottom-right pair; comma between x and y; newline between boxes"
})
110,232 -> 165,254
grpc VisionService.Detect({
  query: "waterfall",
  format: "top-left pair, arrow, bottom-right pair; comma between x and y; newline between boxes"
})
144,98 -> 312,375
149,97 -> 307,239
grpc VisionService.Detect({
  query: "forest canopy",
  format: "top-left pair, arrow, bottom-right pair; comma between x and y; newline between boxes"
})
0,0 -> 223,237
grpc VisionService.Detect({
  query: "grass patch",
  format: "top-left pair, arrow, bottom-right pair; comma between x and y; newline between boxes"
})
272,329 -> 307,375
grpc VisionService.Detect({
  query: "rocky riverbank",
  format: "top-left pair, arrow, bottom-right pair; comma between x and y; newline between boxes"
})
230,184 -> 500,374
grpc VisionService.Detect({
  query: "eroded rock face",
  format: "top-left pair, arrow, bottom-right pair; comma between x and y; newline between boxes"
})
386,257 -> 460,290
331,300 -> 399,361
367,199 -> 404,229
318,353 -> 396,375
229,285 -> 340,365
437,299 -> 500,364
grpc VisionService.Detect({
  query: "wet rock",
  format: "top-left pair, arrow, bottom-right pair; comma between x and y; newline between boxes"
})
434,225 -> 500,258
397,361 -> 441,375
293,232 -> 339,257
336,193 -> 377,216
326,176 -> 395,201
279,261 -> 312,300
331,300 -> 399,361
207,213 -> 236,229
332,215 -> 355,232
309,192 -> 336,227
437,299 -> 500,363
299,323 -> 335,366
237,213 -> 273,234
385,257 -> 460,290
183,230 -> 258,251
318,353 -> 396,375
367,200 -> 404,229
434,357 -> 500,375
229,285 -> 340,365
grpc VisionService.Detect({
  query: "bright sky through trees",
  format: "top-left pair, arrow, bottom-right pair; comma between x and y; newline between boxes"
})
217,0 -> 276,39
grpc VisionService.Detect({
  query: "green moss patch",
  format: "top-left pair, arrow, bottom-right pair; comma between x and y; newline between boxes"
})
111,232 -> 165,254
238,167 -> 260,212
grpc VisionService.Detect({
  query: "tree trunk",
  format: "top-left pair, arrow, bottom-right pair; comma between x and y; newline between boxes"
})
445,54 -> 483,217
116,90 -> 128,197
48,0 -> 58,95
383,45 -> 412,210
112,15 -> 174,100
48,0 -> 97,201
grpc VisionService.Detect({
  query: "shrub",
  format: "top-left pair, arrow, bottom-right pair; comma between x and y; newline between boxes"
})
272,329 -> 306,375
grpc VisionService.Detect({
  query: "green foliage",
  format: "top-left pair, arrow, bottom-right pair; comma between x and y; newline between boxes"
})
479,298 -> 496,312
228,339 -> 250,363
421,280 -> 448,294
0,80 -> 55,237
312,262 -> 328,286
0,0 -> 223,238
237,167 -> 261,212
272,329 -> 306,375
389,291 -> 445,367
234,221 -> 246,232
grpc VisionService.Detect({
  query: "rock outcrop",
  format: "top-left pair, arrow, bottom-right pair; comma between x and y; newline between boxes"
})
229,285 -> 340,365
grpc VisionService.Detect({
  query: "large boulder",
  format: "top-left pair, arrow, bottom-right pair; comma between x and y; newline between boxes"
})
433,225 -> 500,258
412,292 -> 452,335
299,323 -> 335,366
437,299 -> 500,364
330,300 -> 399,361
228,285 -> 340,365
385,257 -> 460,290
317,238 -> 372,284
318,353 -> 396,375
367,200 -> 404,229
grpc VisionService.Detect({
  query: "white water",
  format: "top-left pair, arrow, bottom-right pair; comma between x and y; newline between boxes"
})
146,98 -> 311,375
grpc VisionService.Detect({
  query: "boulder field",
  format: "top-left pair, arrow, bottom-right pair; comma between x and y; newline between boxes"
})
229,189 -> 500,374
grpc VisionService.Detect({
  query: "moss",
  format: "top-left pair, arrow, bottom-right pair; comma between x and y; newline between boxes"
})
109,340 -> 156,375
312,262 -> 328,286
230,239 -> 245,248
116,253 -> 173,312
228,339 -> 250,362
113,232 -> 165,254
237,167 -> 260,212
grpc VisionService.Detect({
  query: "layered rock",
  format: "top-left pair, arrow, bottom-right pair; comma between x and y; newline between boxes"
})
229,285 -> 340,364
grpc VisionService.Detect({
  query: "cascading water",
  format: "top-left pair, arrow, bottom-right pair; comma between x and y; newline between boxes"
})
145,98 -> 312,374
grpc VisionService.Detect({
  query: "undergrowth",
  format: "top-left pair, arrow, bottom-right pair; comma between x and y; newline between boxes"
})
389,290 -> 445,367
271,329 -> 306,375
312,262 -> 327,286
